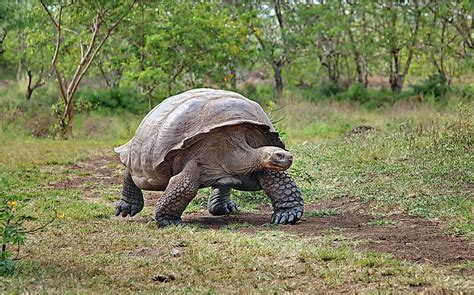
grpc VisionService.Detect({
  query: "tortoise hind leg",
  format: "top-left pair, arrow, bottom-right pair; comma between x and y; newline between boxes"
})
155,161 -> 200,227
208,187 -> 239,216
115,169 -> 144,217
258,170 -> 304,224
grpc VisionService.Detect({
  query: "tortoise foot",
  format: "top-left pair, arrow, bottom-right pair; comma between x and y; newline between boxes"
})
115,199 -> 144,217
271,206 -> 303,224
209,200 -> 239,216
156,215 -> 184,227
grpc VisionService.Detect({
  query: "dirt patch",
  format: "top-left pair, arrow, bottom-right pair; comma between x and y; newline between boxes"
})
57,153 -> 473,265
185,202 -> 473,265
49,153 -> 122,190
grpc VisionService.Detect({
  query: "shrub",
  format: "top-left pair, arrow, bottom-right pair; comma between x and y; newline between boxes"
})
345,82 -> 368,102
78,87 -> 147,114
239,84 -> 276,107
319,81 -> 344,97
0,176 -> 59,275
411,74 -> 449,98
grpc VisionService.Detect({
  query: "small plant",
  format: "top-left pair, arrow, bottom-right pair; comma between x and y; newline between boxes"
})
0,194 -> 29,274
0,178 -> 59,275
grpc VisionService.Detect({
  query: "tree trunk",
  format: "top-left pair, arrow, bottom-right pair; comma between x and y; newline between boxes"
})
16,0 -> 25,81
60,98 -> 74,137
229,59 -> 237,89
0,32 -> 6,55
147,93 -> 153,111
25,69 -> 46,100
327,59 -> 339,84
26,70 -> 33,100
273,64 -> 283,94
389,49 -> 403,93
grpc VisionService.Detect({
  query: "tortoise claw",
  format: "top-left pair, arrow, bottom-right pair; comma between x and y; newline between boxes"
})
271,206 -> 304,225
156,215 -> 184,227
209,200 -> 239,216
115,200 -> 144,217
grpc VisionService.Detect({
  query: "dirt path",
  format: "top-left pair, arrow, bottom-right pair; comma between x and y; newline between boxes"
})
52,153 -> 474,265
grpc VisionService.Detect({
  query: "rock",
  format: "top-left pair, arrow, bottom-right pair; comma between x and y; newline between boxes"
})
170,248 -> 181,257
152,274 -> 175,282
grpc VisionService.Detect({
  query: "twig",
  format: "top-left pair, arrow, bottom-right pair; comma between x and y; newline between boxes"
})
19,210 -> 58,235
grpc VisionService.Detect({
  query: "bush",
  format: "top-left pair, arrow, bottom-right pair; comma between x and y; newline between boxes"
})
239,84 -> 276,107
78,87 -> 147,114
319,81 -> 344,97
411,74 -> 449,98
344,82 -> 368,102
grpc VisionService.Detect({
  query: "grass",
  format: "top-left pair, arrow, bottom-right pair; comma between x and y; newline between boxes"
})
0,91 -> 473,292
305,208 -> 342,217
283,100 -> 473,237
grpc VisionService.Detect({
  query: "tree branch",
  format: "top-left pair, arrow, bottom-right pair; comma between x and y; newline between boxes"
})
64,27 -> 85,60
401,1 -> 421,79
39,0 -> 59,28
40,2 -> 67,104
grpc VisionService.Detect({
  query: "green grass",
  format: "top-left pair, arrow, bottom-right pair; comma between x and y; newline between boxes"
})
0,93 -> 473,292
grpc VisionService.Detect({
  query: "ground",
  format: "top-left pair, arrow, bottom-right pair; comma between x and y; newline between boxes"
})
54,153 -> 474,266
0,99 -> 472,293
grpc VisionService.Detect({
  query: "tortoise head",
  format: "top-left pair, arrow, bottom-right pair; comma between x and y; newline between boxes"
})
257,146 -> 293,171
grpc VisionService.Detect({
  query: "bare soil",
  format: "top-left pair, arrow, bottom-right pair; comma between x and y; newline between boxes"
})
52,153 -> 474,265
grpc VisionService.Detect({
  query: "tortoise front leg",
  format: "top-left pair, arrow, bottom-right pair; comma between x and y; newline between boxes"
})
258,170 -> 304,224
115,169 -> 144,217
155,161 -> 200,227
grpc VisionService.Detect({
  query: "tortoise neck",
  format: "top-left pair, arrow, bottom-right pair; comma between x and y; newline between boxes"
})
227,143 -> 262,175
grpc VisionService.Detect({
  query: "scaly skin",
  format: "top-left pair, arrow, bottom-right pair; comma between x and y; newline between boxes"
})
115,169 -> 144,217
154,161 -> 200,227
258,170 -> 304,224
208,187 -> 239,216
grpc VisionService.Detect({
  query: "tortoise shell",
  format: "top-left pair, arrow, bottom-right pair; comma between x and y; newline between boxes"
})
115,88 -> 284,188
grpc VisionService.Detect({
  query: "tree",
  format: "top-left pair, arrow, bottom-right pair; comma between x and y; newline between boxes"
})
373,0 -> 424,92
0,1 -> 16,58
422,1 -> 473,84
122,1 -> 251,109
338,0 -> 376,88
297,2 -> 347,86
4,2 -> 54,99
247,1 -> 296,94
40,0 -> 136,135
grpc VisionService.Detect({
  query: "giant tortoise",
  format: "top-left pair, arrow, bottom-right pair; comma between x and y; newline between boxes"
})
114,88 -> 304,227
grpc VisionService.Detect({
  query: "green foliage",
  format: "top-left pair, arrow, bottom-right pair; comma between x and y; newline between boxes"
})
319,82 -> 345,97
345,83 -> 369,102
239,84 -> 276,107
0,178 -> 29,275
121,1 -> 254,104
411,74 -> 449,98
78,88 -> 147,114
